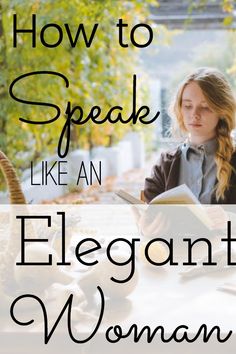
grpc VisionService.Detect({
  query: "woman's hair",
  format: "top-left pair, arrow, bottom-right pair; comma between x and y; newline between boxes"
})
172,67 -> 236,201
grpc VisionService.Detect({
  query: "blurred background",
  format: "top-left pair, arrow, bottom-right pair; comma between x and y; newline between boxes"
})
0,0 -> 236,203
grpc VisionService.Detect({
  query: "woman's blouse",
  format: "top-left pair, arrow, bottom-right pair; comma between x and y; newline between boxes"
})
178,138 -> 217,204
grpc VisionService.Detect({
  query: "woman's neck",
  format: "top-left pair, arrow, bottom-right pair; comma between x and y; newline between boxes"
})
188,135 -> 217,146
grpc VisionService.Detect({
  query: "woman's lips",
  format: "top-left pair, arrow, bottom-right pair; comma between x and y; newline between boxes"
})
189,123 -> 202,127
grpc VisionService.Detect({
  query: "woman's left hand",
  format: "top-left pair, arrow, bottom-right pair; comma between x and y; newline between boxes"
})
205,205 -> 229,230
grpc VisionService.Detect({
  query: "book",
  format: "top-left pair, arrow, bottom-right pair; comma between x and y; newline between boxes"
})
116,184 -> 200,205
115,184 -> 214,230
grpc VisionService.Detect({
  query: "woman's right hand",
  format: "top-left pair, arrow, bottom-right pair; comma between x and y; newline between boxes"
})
132,205 -> 170,238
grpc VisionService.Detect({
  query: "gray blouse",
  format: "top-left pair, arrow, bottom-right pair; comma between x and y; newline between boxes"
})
178,138 -> 218,204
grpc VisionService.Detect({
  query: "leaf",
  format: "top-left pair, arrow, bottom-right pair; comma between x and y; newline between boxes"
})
223,16 -> 233,26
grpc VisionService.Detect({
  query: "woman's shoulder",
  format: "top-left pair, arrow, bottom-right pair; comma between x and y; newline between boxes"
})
159,145 -> 182,162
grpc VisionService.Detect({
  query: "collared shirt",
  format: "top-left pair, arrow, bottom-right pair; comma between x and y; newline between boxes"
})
178,138 -> 218,204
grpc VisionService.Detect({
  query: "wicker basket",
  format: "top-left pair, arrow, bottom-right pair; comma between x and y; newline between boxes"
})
0,151 -> 26,204
0,151 -> 26,290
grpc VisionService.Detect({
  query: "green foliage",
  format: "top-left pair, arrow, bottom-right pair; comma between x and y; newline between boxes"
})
0,0 -> 158,177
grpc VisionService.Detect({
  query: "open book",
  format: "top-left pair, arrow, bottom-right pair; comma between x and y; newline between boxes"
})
116,184 -> 200,205
115,184 -> 213,230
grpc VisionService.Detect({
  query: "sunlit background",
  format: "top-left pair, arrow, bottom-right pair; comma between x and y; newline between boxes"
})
0,0 -> 236,203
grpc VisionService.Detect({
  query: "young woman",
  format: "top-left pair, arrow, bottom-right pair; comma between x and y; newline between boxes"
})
144,67 -> 236,205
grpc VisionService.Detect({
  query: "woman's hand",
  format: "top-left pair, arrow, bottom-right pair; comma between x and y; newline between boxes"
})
132,205 -> 170,238
204,205 -> 228,231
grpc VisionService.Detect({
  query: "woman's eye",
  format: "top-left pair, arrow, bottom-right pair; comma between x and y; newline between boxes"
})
201,106 -> 211,111
183,105 -> 192,109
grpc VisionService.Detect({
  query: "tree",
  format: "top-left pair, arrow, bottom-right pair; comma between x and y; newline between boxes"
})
0,0 -> 159,177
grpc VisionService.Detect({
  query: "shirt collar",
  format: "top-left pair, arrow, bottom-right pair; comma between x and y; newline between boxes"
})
181,138 -> 218,160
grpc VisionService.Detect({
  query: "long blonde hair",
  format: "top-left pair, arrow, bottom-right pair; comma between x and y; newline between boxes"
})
172,67 -> 236,201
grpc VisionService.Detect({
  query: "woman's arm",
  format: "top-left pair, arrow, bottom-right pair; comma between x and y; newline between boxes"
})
144,154 -> 166,203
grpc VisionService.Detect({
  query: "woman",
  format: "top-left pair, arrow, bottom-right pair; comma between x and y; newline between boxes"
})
144,67 -> 236,204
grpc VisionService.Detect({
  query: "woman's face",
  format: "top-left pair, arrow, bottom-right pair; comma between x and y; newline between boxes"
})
181,81 -> 220,144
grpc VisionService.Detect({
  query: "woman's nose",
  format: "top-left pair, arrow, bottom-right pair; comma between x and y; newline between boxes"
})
192,107 -> 201,120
